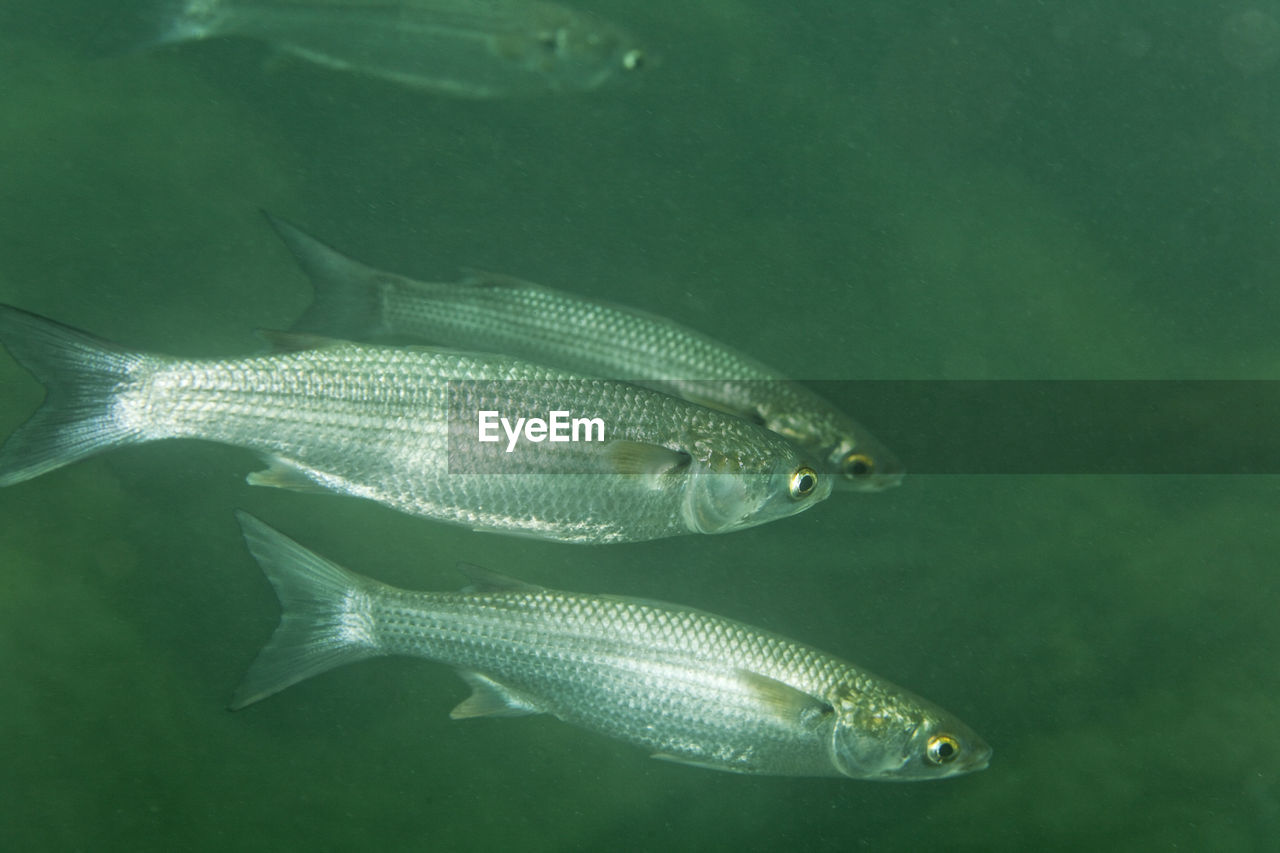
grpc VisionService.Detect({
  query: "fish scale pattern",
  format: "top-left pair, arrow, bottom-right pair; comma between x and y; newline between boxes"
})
362,586 -> 924,776
362,268 -> 904,490
106,340 -> 825,542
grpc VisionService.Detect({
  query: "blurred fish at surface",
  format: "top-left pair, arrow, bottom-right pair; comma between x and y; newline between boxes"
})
232,512 -> 991,779
0,304 -> 830,544
142,0 -> 646,96
271,214 -> 905,492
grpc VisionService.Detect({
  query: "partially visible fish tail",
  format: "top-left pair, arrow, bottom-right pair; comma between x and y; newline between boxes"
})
0,305 -> 147,487
265,212 -> 390,341
231,512 -> 383,710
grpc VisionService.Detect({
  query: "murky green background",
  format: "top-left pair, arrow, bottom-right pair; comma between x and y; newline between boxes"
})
1,1 -> 1278,850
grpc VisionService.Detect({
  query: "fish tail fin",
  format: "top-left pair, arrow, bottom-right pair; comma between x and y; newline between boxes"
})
264,212 -> 390,340
0,305 -> 148,487
231,512 -> 383,710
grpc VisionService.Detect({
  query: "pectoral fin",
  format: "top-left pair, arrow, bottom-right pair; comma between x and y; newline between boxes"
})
735,669 -> 834,727
604,440 -> 691,479
650,752 -> 748,773
450,671 -> 543,719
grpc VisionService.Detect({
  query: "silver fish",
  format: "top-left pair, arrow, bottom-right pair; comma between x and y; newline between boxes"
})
270,214 -> 905,492
232,512 -> 991,779
0,305 -> 829,543
149,0 -> 645,97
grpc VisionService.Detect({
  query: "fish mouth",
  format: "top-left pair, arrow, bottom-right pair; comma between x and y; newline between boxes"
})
938,735 -> 992,777
836,470 -> 906,492
965,741 -> 993,773
829,448 -> 907,491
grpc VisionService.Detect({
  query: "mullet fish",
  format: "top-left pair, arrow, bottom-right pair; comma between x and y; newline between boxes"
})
0,305 -> 829,544
147,0 -> 645,97
270,215 -> 905,492
232,512 -> 990,779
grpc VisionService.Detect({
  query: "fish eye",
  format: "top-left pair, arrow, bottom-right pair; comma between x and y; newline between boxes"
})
841,452 -> 875,479
622,49 -> 645,71
788,467 -> 818,499
926,734 -> 961,765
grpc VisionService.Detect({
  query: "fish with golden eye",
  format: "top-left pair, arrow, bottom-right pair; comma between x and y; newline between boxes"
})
231,512 -> 990,779
268,214 -> 905,492
144,0 -> 645,97
0,304 -> 830,543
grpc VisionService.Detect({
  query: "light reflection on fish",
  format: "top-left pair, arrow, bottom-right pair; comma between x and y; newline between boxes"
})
232,512 -> 991,779
149,0 -> 646,96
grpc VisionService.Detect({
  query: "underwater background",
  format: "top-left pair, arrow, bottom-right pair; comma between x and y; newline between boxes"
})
1,1 -> 1278,849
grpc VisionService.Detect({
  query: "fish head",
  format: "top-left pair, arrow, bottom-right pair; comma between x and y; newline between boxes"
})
827,689 -> 991,781
520,9 -> 648,92
765,409 -> 905,493
825,432 -> 907,493
681,446 -> 833,534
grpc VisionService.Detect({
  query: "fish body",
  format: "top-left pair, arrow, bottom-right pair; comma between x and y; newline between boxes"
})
272,215 -> 904,492
0,305 -> 829,543
233,512 -> 991,779
151,0 -> 644,96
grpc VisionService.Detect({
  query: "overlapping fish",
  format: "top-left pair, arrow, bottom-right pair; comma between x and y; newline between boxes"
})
0,304 -> 829,543
146,0 -> 645,96
233,512 -> 990,779
269,215 -> 905,492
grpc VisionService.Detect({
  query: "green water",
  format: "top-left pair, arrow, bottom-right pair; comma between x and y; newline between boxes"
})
1,1 -> 1278,850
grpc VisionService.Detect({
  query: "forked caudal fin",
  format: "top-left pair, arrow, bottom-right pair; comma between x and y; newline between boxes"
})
264,212 -> 391,341
230,512 -> 383,710
0,305 -> 149,487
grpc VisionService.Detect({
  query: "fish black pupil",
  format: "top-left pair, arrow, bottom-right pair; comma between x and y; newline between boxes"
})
938,741 -> 955,758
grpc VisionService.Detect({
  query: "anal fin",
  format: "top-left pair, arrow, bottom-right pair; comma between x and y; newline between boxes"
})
450,670 -> 543,719
246,456 -> 331,494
